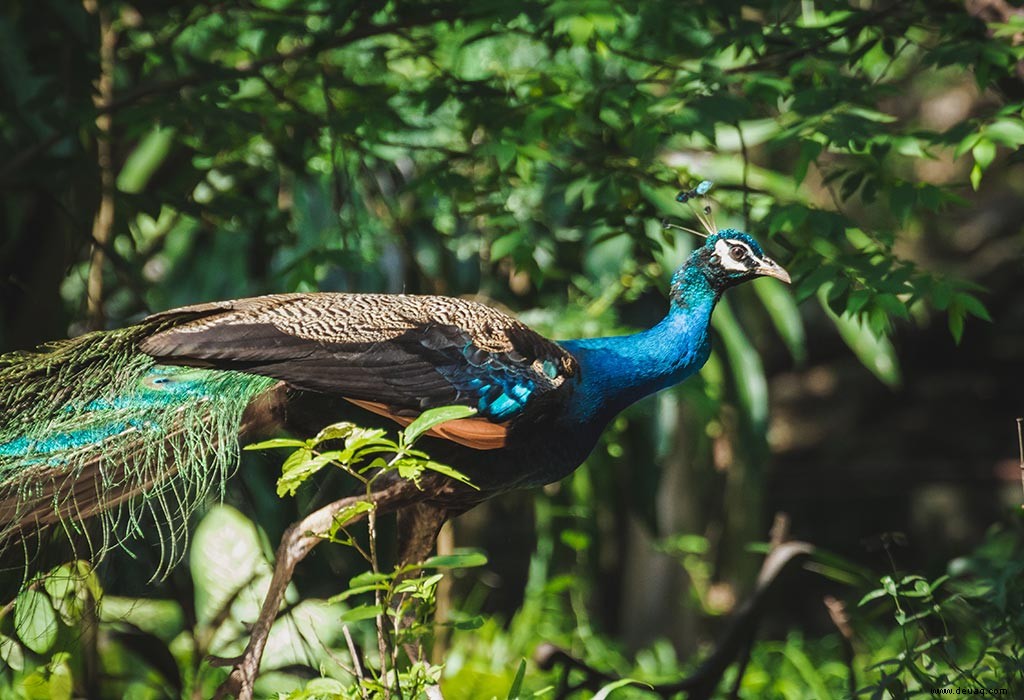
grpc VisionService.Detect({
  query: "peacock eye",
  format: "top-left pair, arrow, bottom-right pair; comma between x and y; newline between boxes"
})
729,245 -> 745,261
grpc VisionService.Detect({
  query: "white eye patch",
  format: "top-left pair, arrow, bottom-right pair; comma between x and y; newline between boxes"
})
714,238 -> 757,272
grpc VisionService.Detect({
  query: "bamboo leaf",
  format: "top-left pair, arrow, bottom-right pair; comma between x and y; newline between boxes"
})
753,277 -> 806,364
712,299 -> 768,432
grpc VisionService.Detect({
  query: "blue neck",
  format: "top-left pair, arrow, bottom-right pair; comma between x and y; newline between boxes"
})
562,264 -> 719,422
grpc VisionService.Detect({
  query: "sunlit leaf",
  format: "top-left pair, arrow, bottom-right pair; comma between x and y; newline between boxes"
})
0,635 -> 24,672
14,589 -> 57,655
819,286 -> 901,387
403,405 -> 478,445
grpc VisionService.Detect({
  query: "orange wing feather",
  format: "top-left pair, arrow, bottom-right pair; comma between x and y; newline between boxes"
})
345,398 -> 508,450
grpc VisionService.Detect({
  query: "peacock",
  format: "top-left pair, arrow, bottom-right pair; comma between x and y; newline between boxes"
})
0,227 -> 789,576
0,219 -> 790,695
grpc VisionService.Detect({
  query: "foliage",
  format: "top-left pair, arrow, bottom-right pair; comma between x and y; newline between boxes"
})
2,0 -> 1007,354
856,523 -> 1024,698
2,0 -> 1015,610
1,416 -> 1023,698
1,0 -> 1021,698
250,406 -> 484,699
249,404 -> 480,499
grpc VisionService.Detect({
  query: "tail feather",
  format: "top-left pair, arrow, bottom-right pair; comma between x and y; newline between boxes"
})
0,325 -> 280,578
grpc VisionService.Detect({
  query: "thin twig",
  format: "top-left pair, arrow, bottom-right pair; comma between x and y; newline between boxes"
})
431,521 -> 454,664
1016,418 -> 1023,509
342,624 -> 370,700
368,505 -> 392,700
726,637 -> 754,700
824,595 -> 857,699
737,121 -> 750,232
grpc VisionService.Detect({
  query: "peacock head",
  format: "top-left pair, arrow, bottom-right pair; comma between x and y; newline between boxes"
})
671,229 -> 790,301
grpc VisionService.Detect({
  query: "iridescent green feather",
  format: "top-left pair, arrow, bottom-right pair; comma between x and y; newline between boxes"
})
0,325 -> 275,577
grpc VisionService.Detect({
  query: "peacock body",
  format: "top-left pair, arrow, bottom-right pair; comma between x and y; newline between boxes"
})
0,230 -> 788,569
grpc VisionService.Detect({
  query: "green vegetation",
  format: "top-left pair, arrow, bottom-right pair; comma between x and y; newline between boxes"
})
2,0 -> 1023,697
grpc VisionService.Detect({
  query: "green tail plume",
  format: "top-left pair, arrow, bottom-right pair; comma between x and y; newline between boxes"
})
0,325 -> 276,578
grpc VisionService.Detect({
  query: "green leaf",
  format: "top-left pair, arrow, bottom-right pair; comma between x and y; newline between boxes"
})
494,142 -> 516,170
754,277 -> 806,364
450,614 -> 485,630
659,534 -> 709,555
0,635 -> 24,672
970,163 -> 983,191
42,562 -> 99,625
341,427 -> 389,452
47,653 -> 72,700
349,571 -> 391,588
14,589 -> 57,655
276,448 -> 345,497
858,588 -> 890,607
395,457 -> 426,486
957,293 -> 992,322
393,573 -> 444,597
491,232 -> 522,261
314,423 -> 357,444
117,126 -> 176,194
328,500 -> 375,538
593,679 -> 654,699
422,460 -> 479,489
560,529 -> 590,552
20,670 -> 49,700
339,604 -> 383,623
972,138 -> 996,169
328,582 -> 389,604
190,505 -> 271,627
712,299 -> 768,432
244,438 -> 308,451
819,286 -> 900,387
403,405 -> 478,445
506,658 -> 527,700
421,551 -> 488,569
948,301 -> 967,344
986,118 -> 1024,146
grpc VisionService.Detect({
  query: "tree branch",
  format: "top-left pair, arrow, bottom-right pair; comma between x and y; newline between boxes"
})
84,0 -> 117,331
211,481 -> 418,700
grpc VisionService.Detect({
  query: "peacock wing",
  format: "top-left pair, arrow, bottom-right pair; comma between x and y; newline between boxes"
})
139,293 -> 579,449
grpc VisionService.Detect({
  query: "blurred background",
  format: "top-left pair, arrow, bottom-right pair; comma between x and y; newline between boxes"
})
1,0 -> 1023,697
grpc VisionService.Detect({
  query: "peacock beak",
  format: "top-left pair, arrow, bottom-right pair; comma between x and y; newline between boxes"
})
756,257 -> 791,284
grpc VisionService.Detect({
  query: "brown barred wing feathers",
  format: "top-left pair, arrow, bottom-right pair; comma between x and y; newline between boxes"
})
139,293 -> 578,442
